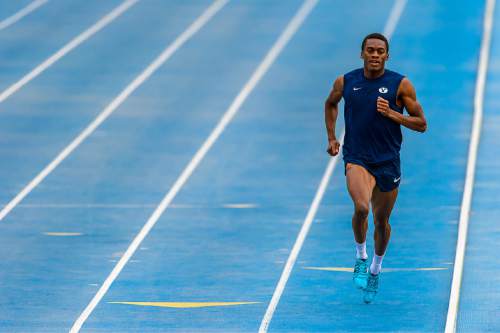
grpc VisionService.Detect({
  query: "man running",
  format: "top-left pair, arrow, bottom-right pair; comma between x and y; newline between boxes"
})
324,33 -> 427,303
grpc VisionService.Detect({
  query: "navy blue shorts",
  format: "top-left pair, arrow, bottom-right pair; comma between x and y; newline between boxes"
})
344,158 -> 401,192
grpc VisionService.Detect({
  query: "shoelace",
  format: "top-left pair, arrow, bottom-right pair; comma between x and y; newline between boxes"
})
354,261 -> 366,274
367,275 -> 378,291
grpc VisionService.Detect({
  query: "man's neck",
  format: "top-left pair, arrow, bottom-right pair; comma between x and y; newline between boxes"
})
363,68 -> 385,79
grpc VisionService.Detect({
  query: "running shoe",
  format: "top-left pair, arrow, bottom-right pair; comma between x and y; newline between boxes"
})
353,258 -> 368,289
363,272 -> 379,303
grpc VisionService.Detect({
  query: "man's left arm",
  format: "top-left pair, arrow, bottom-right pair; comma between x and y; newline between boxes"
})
376,78 -> 427,133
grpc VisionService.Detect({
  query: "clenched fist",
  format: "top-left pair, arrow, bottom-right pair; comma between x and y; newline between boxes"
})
327,139 -> 340,156
377,96 -> 391,117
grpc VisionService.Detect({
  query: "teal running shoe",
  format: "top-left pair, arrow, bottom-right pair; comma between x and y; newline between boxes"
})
363,273 -> 379,303
353,258 -> 368,289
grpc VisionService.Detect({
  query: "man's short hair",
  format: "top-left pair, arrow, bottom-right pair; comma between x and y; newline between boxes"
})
361,33 -> 389,52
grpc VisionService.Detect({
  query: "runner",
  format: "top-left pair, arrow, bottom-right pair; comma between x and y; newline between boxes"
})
324,32 -> 427,303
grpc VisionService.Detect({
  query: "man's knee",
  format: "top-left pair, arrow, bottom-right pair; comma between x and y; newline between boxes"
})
353,202 -> 369,221
374,215 -> 391,230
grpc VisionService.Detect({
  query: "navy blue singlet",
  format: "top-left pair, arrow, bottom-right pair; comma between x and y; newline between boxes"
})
342,68 -> 405,164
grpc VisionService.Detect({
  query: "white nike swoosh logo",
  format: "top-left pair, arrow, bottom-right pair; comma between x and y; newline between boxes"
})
393,177 -> 401,183
353,87 -> 362,90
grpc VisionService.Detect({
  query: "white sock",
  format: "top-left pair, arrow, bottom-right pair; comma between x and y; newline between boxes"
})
370,253 -> 384,275
355,241 -> 368,260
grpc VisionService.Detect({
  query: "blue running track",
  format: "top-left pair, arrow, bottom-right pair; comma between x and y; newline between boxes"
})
0,0 -> 497,332
457,1 -> 500,332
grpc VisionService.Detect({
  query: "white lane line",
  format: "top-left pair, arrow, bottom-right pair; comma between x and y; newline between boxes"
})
258,133 -> 344,333
0,0 -> 48,31
258,1 -> 407,331
0,0 -> 228,223
69,0 -> 315,331
0,0 -> 138,104
383,0 -> 407,39
445,0 -> 495,332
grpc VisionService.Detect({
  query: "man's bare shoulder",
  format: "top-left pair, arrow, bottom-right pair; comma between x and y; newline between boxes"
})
333,75 -> 344,92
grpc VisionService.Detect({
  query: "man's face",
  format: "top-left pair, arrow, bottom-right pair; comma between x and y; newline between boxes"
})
361,38 -> 388,71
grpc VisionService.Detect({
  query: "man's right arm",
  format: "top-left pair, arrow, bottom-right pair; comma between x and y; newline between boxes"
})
325,75 -> 344,156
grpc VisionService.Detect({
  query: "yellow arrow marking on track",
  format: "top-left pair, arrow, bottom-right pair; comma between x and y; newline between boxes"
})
109,301 -> 260,308
303,267 -> 448,272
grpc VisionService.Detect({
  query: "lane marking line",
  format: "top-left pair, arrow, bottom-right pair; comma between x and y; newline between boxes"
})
258,1 -> 407,331
0,0 -> 138,104
258,133 -> 343,333
70,1 -> 315,331
14,203 -> 158,208
0,0 -> 48,31
303,266 -> 448,272
108,301 -> 260,308
222,203 -> 258,209
445,0 -> 496,332
383,0 -> 407,39
10,203 -> 254,209
0,0 -> 228,223
43,232 -> 83,236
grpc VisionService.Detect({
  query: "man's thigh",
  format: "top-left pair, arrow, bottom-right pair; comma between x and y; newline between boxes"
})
371,186 -> 399,221
346,163 -> 376,205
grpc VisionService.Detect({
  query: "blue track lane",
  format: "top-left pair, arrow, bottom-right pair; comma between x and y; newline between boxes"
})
0,1 -> 35,24
0,0 -> 125,92
82,1 -> 398,332
0,0 -> 231,330
0,1 -> 309,331
457,1 -> 500,332
0,0 -> 131,204
0,0 -> 222,206
268,1 -> 483,332
0,1 -> 492,332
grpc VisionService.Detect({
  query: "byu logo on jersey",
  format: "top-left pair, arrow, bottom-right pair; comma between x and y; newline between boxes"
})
379,87 -> 388,93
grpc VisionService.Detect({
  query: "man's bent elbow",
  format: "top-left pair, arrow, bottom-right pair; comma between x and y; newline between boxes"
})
325,99 -> 334,109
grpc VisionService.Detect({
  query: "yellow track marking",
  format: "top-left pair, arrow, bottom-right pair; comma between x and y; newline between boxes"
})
222,203 -> 258,209
43,232 -> 83,236
109,301 -> 260,308
303,266 -> 448,272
